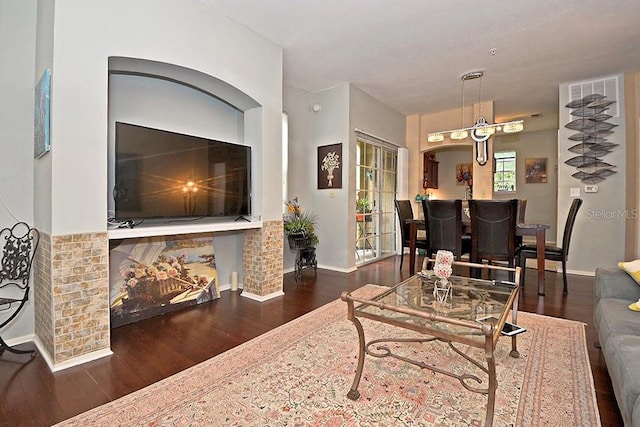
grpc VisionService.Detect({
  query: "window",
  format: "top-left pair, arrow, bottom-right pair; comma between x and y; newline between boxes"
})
494,150 -> 516,192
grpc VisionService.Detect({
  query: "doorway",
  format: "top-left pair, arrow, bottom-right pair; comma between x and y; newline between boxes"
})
356,138 -> 397,265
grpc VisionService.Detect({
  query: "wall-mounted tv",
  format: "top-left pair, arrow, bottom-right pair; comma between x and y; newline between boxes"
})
114,122 -> 251,221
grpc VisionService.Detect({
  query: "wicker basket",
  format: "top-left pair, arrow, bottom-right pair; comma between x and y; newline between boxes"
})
288,235 -> 312,251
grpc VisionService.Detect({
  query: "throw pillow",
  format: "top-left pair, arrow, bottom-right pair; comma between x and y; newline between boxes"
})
618,259 -> 640,285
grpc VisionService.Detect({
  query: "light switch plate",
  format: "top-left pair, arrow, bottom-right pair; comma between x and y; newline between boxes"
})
570,187 -> 581,197
584,185 -> 599,193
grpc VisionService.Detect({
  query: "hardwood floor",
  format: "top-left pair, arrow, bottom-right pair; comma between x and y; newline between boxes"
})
0,256 -> 623,426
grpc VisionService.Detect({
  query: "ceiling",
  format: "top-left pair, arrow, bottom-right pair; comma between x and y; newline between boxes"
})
200,0 -> 640,123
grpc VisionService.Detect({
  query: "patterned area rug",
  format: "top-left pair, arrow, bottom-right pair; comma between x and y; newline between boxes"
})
58,285 -> 601,426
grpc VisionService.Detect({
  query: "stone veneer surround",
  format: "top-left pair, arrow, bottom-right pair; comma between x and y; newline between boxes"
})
243,220 -> 284,297
34,231 -> 111,365
33,223 -> 284,368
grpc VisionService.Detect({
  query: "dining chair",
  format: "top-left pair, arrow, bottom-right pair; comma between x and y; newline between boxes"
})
517,199 -> 527,224
468,199 -> 519,277
421,199 -> 471,260
517,198 -> 583,295
395,199 -> 428,270
515,199 -> 527,247
0,222 -> 40,358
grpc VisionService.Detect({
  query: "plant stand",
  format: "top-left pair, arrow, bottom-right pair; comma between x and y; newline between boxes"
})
288,235 -> 317,283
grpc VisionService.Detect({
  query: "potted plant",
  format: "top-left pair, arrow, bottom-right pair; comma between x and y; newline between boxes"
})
356,197 -> 372,222
284,197 -> 319,254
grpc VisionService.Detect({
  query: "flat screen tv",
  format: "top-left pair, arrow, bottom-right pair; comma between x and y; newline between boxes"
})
114,122 -> 251,221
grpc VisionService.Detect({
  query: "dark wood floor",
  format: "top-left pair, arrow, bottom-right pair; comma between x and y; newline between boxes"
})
0,255 -> 623,426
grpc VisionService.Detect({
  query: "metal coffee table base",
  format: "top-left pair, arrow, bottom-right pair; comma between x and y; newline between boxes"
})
342,296 -> 519,427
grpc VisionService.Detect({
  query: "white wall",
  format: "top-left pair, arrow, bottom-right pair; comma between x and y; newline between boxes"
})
0,0 -> 37,342
42,0 -> 283,236
558,75 -> 626,273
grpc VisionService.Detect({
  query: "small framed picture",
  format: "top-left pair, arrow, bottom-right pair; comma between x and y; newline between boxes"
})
456,163 -> 473,186
525,158 -> 547,183
318,143 -> 342,189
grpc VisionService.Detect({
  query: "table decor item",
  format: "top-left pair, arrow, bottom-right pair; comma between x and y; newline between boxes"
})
433,250 -> 454,302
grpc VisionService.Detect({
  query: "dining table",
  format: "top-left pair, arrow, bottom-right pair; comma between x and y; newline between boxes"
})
407,219 -> 551,296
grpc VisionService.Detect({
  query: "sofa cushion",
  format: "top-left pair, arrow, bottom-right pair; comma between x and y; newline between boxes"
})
595,298 -> 640,348
619,259 -> 640,285
601,333 -> 640,426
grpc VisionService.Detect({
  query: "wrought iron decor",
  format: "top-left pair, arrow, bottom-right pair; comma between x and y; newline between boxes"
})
564,94 -> 617,184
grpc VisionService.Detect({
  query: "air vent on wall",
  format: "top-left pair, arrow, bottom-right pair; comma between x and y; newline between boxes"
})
568,76 -> 619,118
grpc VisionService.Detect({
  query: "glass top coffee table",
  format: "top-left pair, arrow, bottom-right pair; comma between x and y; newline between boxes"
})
341,260 -> 521,427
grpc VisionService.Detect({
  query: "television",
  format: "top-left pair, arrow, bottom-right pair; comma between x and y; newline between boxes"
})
114,122 -> 251,221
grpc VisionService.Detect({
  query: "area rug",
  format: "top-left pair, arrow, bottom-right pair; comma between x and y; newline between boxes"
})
57,285 -> 601,426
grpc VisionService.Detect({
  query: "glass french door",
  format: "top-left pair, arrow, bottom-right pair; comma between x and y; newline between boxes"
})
356,139 -> 397,265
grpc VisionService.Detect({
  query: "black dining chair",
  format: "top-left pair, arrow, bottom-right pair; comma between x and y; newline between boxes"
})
421,199 -> 471,260
395,199 -> 428,270
517,198 -> 583,295
468,199 -> 519,278
515,199 -> 527,247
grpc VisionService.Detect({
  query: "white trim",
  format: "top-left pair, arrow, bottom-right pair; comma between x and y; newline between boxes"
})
241,290 -> 284,302
563,268 -> 595,277
108,218 -> 262,239
33,336 -> 113,372
3,333 -> 34,348
354,128 -> 398,147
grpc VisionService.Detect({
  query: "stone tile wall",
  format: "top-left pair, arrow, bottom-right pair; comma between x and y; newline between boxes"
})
33,232 -> 53,357
243,220 -> 284,296
33,224 -> 282,366
44,232 -> 110,364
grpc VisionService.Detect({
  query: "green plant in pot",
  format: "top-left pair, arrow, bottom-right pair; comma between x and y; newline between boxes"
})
284,197 -> 319,250
356,197 -> 371,213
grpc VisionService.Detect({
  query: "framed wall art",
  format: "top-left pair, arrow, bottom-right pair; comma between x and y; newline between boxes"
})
456,163 -> 473,186
34,68 -> 51,159
525,157 -> 548,183
317,143 -> 342,189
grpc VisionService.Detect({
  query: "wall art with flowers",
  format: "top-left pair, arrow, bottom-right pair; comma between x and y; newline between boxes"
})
108,233 -> 220,328
318,143 -> 342,189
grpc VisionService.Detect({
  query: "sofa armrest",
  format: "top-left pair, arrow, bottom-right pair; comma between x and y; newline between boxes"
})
595,267 -> 640,303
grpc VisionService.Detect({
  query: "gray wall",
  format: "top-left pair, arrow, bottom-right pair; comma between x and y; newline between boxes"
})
425,127 -> 559,243
0,0 -> 37,342
4,0 -> 283,344
494,129 -> 558,242
283,83 -> 406,272
558,75 -> 627,273
282,83 -> 315,270
107,73 -> 247,290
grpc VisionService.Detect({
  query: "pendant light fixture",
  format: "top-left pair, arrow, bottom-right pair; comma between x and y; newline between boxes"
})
427,71 -> 524,151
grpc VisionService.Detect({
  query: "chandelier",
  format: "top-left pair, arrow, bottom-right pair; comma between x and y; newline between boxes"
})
426,71 -> 524,149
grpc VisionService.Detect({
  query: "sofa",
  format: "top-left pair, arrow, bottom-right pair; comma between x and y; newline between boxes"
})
594,267 -> 640,427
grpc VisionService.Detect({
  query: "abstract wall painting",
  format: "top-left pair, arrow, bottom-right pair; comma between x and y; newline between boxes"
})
34,69 -> 51,159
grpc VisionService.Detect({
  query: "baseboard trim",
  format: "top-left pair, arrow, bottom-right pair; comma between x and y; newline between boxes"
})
33,336 -> 113,372
241,290 -> 284,302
